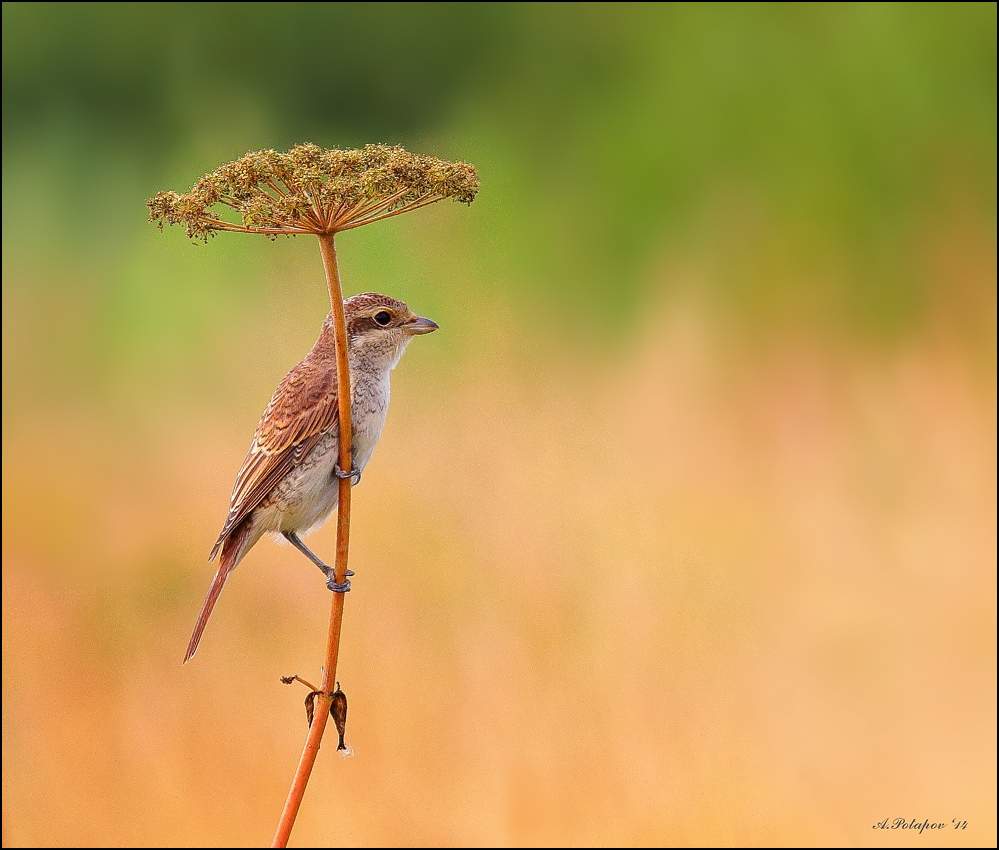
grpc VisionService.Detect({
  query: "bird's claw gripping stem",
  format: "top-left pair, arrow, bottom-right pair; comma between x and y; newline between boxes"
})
334,461 -> 361,485
326,574 -> 351,593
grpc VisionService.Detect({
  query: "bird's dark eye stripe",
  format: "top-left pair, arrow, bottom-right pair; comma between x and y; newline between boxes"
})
373,311 -> 392,327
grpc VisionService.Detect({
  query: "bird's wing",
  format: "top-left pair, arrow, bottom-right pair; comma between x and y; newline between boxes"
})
209,359 -> 340,560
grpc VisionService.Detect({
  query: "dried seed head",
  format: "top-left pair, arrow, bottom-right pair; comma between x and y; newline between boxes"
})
147,143 -> 479,241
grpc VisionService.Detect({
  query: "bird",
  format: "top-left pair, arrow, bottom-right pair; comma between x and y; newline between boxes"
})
184,292 -> 438,663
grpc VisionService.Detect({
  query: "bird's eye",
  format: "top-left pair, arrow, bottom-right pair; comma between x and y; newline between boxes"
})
373,311 -> 392,327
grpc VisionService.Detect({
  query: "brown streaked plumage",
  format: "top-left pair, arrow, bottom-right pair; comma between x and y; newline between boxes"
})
185,293 -> 438,663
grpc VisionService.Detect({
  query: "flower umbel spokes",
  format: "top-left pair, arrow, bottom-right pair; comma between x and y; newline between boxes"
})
147,143 -> 479,240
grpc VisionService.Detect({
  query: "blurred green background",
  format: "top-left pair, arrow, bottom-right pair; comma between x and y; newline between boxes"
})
3,3 -> 996,847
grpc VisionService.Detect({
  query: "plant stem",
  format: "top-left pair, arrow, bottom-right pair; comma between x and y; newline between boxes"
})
271,232 -> 353,848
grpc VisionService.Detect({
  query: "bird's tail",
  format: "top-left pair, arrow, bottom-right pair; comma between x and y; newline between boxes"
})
184,520 -> 251,663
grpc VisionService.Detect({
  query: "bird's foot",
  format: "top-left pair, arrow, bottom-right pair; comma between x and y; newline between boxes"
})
322,566 -> 351,592
334,461 -> 361,485
326,575 -> 352,593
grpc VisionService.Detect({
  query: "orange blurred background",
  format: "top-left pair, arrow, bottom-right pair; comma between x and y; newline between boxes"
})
2,4 -> 995,846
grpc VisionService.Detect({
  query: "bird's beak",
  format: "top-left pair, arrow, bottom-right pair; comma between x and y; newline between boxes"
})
404,315 -> 439,335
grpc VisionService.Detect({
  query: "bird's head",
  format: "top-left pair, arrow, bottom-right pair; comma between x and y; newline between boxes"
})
329,292 -> 439,371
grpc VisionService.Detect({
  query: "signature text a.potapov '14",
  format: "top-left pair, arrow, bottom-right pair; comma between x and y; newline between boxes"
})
872,818 -> 968,832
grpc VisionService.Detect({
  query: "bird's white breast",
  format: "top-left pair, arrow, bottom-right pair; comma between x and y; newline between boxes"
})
349,361 -> 392,475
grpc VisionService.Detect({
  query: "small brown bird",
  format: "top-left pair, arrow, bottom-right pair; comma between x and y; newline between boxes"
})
184,292 -> 438,662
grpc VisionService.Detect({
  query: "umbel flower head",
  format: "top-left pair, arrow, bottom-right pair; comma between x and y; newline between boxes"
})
148,142 -> 479,241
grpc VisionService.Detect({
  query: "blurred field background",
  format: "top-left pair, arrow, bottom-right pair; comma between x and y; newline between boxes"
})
2,3 -> 996,847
